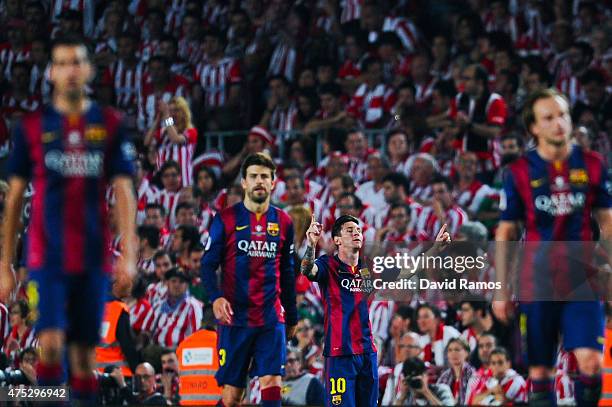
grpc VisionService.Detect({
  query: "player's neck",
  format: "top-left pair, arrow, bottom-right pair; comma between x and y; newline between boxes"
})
53,93 -> 90,115
536,140 -> 572,162
338,249 -> 359,267
243,198 -> 270,215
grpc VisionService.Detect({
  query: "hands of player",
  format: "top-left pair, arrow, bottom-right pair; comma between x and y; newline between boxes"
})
432,224 -> 451,254
213,297 -> 234,324
306,214 -> 323,247
0,263 -> 16,304
113,257 -> 136,299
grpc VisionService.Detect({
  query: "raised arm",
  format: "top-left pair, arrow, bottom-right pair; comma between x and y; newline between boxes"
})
300,214 -> 322,281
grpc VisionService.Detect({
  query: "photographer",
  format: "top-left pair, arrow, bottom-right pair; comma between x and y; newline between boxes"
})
395,357 -> 455,406
109,362 -> 169,405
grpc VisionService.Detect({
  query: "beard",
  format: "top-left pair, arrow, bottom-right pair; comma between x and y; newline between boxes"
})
249,189 -> 269,203
501,153 -> 520,166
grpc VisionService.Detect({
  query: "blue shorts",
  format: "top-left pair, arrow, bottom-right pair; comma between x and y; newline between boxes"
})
215,323 -> 286,388
31,270 -> 109,346
520,301 -> 604,367
324,352 -> 378,407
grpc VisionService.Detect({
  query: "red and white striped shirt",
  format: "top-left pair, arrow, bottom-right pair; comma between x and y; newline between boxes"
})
0,43 -> 30,80
138,255 -> 156,278
409,184 -> 433,203
142,296 -> 203,348
482,12 -> 519,43
348,83 -> 395,128
477,369 -> 528,404
269,102 -> 298,132
49,0 -> 95,37
155,127 -> 198,188
556,74 -> 585,106
178,39 -> 204,66
194,57 -> 241,108
136,178 -> 160,225
104,60 -> 146,113
414,76 -> 438,110
158,189 -> 181,230
461,327 -> 479,352
418,323 -> 460,366
267,43 -> 300,82
29,64 -> 51,103
454,181 -> 495,214
382,16 -> 421,54
129,298 -> 152,334
5,326 -> 37,355
415,205 -> 468,241
369,300 -> 395,342
1,92 -> 41,118
146,281 -> 168,308
137,75 -> 189,131
340,0 -> 362,23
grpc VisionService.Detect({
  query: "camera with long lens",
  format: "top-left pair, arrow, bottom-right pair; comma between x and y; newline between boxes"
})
0,369 -> 31,386
402,357 -> 426,390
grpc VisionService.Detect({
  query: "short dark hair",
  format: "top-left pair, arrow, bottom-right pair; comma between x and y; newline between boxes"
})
160,348 -> 176,358
382,172 -> 410,193
138,225 -> 160,249
175,201 -> 196,216
241,153 -> 276,180
470,64 -> 489,88
490,347 -> 510,361
416,303 -> 440,319
148,55 -> 170,69
318,82 -> 342,98
145,202 -> 166,217
189,243 -> 205,254
459,296 -> 488,316
268,74 -> 290,88
522,88 -> 569,136
284,174 -> 305,189
331,215 -> 360,238
176,225 -> 200,250
338,192 -> 363,210
153,250 -> 171,262
160,160 -> 180,176
11,300 -> 29,319
431,174 -> 452,190
51,35 -> 90,61
390,202 -> 411,215
500,132 -> 524,147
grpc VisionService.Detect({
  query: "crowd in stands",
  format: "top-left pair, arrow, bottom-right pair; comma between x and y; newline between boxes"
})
0,0 -> 610,405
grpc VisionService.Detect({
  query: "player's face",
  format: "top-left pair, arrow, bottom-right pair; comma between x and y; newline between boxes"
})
489,354 -> 509,377
335,221 -> 363,250
50,45 -> 93,101
242,165 -> 274,204
477,336 -> 495,364
168,276 -> 188,297
531,96 -> 572,147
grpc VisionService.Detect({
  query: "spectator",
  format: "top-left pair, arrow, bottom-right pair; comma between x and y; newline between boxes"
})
450,63 -> 507,180
347,57 -> 395,128
137,56 -> 189,132
470,347 -> 527,405
145,250 -> 174,308
284,175 -> 324,222
458,299 -> 493,352
416,175 -> 468,241
111,362 -> 169,405
137,225 -> 160,279
177,12 -> 203,65
169,225 -> 200,269
304,83 -> 354,134
293,318 -> 323,376
0,20 -> 31,82
144,97 -> 198,189
159,348 -> 180,405
375,202 -> 416,244
281,348 -> 325,405
382,332 -> 422,405
157,161 -> 183,229
144,203 -> 170,247
416,303 -> 460,367
142,267 -> 202,349
395,357 -> 455,406
4,300 -> 36,362
18,347 -> 38,384
125,276 -> 152,337
356,152 -> 389,212
436,338 -> 475,405
453,152 -> 497,220
158,35 -> 191,78
1,62 -> 41,121
406,153 -> 437,204
259,75 -> 297,132
134,159 -> 160,226
344,129 -> 372,183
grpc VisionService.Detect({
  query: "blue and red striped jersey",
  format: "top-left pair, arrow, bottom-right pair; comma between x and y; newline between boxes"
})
313,254 -> 376,357
500,146 -> 611,299
200,202 -> 297,327
7,103 -> 135,275
501,146 -> 610,241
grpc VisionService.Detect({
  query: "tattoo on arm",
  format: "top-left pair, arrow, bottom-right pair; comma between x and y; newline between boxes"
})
300,245 -> 316,279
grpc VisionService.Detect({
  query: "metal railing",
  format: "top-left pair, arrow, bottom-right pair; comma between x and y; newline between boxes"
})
203,129 -> 390,164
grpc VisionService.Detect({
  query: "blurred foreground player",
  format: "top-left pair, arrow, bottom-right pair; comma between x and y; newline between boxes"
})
0,36 -> 137,403
494,88 -> 612,406
201,153 -> 297,407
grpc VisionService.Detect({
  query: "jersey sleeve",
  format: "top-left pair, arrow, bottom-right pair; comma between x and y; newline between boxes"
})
499,167 -> 525,221
200,213 -> 225,302
7,120 -> 32,179
107,117 -> 136,179
593,158 -> 612,209
279,219 -> 297,326
312,255 -> 329,285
